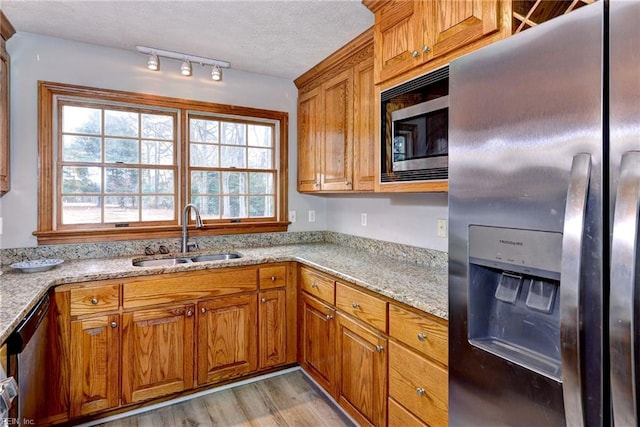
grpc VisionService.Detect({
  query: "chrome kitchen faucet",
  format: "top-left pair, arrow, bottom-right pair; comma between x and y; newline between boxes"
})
181,203 -> 203,253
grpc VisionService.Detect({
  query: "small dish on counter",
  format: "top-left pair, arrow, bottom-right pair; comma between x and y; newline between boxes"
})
10,259 -> 64,273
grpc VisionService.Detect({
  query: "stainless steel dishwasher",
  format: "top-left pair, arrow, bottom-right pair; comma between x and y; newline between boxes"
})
7,293 -> 50,425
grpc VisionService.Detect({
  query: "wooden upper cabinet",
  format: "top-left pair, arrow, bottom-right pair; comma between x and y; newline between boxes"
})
321,68 -> 354,191
121,304 -> 195,404
368,0 -> 506,85
297,87 -> 322,191
0,11 -> 15,196
295,28 -> 374,193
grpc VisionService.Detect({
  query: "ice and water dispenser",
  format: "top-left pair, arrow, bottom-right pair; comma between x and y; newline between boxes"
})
467,225 -> 563,381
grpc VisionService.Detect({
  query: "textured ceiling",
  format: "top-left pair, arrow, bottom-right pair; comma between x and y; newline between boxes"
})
2,0 -> 374,80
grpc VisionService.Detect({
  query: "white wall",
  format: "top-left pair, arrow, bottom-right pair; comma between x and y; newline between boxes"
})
4,32 -> 326,249
325,193 -> 449,252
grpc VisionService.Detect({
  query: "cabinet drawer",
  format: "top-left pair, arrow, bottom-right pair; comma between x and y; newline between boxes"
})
335,283 -> 387,331
259,265 -> 287,289
70,284 -> 120,316
389,341 -> 448,427
388,397 -> 428,427
389,303 -> 447,366
299,267 -> 335,305
123,267 -> 257,309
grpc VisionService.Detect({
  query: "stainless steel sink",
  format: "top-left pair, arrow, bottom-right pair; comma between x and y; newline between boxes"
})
190,253 -> 242,262
132,257 -> 192,267
132,252 -> 242,267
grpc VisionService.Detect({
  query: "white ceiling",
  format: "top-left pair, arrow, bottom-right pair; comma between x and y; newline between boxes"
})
2,0 -> 374,80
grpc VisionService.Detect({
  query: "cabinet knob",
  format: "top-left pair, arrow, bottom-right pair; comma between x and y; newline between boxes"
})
351,302 -> 360,309
326,314 -> 334,321
345,181 -> 351,186
201,307 -> 207,314
110,321 -> 117,328
186,310 -> 193,317
411,50 -> 420,58
416,387 -> 426,397
314,183 -> 320,188
261,298 -> 267,303
422,45 -> 430,53
91,297 -> 99,305
417,332 -> 427,341
311,282 -> 318,289
271,276 -> 276,282
375,345 -> 384,353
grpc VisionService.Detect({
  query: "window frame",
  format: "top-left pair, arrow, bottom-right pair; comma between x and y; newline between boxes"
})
36,81 -> 289,245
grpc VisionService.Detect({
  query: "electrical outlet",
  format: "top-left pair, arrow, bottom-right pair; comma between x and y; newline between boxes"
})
289,210 -> 296,223
437,218 -> 448,238
361,213 -> 367,227
308,210 -> 316,223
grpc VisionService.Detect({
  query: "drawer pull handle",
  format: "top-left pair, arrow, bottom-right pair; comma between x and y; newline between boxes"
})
91,298 -> 99,305
110,321 -> 117,328
351,302 -> 360,309
416,387 -> 426,397
271,276 -> 276,281
311,282 -> 318,289
261,298 -> 267,303
201,307 -> 207,314
326,314 -> 334,321
417,332 -> 427,341
375,345 -> 384,353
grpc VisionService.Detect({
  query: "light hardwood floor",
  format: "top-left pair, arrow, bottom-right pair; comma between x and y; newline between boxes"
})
94,370 -> 355,427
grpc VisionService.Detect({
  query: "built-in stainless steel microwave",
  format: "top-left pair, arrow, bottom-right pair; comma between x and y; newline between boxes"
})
381,66 -> 449,182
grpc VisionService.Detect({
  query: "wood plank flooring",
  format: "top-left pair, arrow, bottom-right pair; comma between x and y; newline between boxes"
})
94,370 -> 355,427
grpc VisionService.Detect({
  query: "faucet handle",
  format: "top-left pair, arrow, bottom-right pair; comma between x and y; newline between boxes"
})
144,246 -> 156,255
158,245 -> 171,254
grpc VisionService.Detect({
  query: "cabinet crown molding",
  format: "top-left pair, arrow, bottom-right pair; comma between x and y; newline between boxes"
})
1,11 -> 15,41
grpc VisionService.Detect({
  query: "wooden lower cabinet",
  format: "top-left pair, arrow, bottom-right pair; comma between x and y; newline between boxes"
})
69,314 -> 120,417
196,294 -> 257,385
336,313 -> 387,427
121,304 -> 195,404
259,289 -> 287,369
300,292 -> 337,396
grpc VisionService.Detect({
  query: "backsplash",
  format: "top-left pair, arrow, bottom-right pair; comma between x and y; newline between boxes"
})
0,231 -> 447,267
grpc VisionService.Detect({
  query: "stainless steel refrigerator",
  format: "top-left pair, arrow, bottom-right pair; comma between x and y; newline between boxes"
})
448,1 -> 640,425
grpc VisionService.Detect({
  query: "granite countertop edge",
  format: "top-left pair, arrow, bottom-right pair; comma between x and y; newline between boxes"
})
0,243 -> 448,343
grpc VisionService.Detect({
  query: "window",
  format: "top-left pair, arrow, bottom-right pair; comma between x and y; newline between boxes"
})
36,82 -> 289,244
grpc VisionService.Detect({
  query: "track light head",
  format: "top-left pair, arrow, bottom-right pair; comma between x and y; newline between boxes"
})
147,53 -> 159,71
211,65 -> 223,81
181,59 -> 192,76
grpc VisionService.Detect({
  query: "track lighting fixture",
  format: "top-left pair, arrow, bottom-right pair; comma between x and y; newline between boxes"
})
136,45 -> 231,81
181,59 -> 192,76
211,65 -> 222,81
147,53 -> 159,71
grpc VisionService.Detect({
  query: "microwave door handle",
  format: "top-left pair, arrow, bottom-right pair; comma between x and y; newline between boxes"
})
560,152 -> 591,427
610,151 -> 640,426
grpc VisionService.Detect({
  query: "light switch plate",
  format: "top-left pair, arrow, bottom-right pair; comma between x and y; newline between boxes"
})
361,213 -> 367,226
289,210 -> 296,223
308,210 -> 316,223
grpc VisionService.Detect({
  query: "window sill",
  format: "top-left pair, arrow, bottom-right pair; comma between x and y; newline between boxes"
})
33,222 -> 291,245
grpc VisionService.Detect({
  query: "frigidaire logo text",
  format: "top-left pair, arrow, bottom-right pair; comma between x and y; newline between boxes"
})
499,239 -> 523,246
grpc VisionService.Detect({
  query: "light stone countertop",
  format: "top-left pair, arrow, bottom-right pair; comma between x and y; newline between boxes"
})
0,243 -> 448,343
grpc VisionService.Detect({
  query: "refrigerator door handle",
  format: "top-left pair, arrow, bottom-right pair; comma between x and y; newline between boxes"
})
610,151 -> 640,426
560,152 -> 591,427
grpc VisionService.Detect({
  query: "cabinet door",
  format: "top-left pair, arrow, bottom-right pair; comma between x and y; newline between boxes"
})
427,0 -> 499,59
300,293 -> 337,397
197,294 -> 257,385
259,289 -> 287,369
121,304 -> 194,404
336,313 -> 387,427
321,68 -> 353,191
70,314 -> 120,417
374,0 -> 422,83
352,57 -> 375,191
298,87 -> 322,191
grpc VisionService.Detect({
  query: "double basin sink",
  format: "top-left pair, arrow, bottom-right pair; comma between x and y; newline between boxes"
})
132,252 -> 242,267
